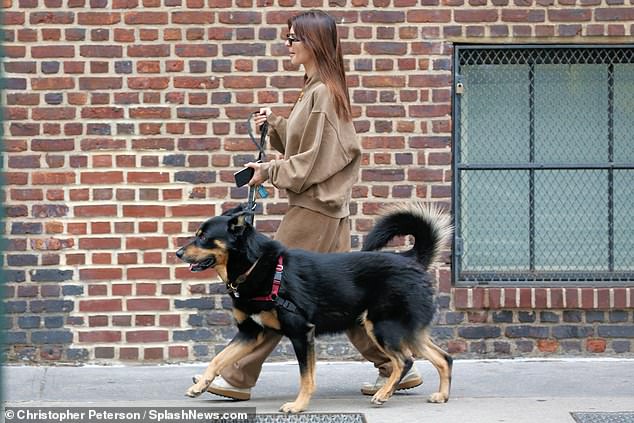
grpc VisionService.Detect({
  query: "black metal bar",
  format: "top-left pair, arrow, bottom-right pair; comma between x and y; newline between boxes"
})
451,45 -> 463,286
458,163 -> 634,170
608,63 -> 614,272
529,61 -> 535,273
458,271 -> 634,284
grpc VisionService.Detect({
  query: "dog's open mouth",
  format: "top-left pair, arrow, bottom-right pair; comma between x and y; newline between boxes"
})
189,257 -> 215,272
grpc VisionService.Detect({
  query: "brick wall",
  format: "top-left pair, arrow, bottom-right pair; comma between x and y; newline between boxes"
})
3,2 -> 634,363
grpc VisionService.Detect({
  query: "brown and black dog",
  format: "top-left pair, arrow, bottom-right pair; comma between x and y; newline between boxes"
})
176,202 -> 453,413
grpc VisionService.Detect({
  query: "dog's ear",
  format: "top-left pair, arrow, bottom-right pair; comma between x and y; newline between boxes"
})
228,211 -> 250,236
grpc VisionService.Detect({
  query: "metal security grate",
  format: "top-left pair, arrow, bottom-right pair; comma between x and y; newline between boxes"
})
453,46 -> 634,285
255,414 -> 366,423
571,412 -> 634,423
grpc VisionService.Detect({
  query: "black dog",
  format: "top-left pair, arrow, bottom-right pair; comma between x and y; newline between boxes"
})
176,202 -> 453,413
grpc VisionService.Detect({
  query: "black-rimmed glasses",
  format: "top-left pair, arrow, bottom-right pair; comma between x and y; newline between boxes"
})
286,34 -> 302,46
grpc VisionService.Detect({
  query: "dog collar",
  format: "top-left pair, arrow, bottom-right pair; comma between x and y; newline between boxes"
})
227,259 -> 260,295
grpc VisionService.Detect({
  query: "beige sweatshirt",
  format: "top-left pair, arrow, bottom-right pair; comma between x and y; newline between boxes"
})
260,75 -> 361,218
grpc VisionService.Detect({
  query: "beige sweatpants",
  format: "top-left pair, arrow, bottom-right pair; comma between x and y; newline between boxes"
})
220,206 -> 393,388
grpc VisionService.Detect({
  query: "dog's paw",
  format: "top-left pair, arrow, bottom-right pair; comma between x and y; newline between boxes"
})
427,392 -> 448,403
185,386 -> 203,398
370,392 -> 388,406
279,401 -> 307,414
185,378 -> 211,398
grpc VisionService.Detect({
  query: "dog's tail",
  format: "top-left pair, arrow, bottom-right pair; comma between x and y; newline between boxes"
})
362,202 -> 453,269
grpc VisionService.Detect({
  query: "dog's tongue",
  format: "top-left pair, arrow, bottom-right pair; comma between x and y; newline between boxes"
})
189,264 -> 195,271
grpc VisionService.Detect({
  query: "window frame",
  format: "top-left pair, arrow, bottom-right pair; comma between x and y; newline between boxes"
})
451,44 -> 634,287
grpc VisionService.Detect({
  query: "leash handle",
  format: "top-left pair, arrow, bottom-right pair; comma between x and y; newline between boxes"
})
245,112 -> 269,226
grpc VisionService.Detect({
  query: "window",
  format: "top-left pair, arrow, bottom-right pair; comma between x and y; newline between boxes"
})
453,46 -> 634,285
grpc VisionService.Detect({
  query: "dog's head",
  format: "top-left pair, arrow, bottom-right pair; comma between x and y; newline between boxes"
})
176,204 -> 252,273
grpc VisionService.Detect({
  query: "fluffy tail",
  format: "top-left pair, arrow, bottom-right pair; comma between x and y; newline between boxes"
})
362,202 -> 453,269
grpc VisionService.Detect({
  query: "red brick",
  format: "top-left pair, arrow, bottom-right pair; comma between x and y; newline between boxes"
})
124,12 -> 167,25
3,11 -> 26,25
127,44 -> 170,57
79,77 -> 122,90
127,267 -> 170,280
80,299 -> 122,312
548,9 -> 591,22
488,288 -> 501,309
120,348 -> 139,360
131,76 -> 170,90
81,107 -> 124,119
613,288 -> 627,308
174,44 -> 217,57
597,289 -> 610,309
174,267 -> 213,280
581,289 -> 595,309
455,10 -> 498,23
130,107 -> 172,119
78,331 -> 121,343
78,238 -> 121,249
112,284 -> 132,296
79,268 -> 123,281
550,288 -> 564,309
125,330 -> 169,343
89,316 -> 109,327
77,12 -> 121,25
565,288 -> 579,308
144,347 -> 163,360
586,339 -> 606,353
407,9 -> 450,22
362,76 -> 406,88
31,107 -> 76,120
74,205 -> 117,217
535,288 -> 548,308
173,11 -> 214,24
519,288 -> 532,308
502,9 -> 545,22
135,315 -> 155,326
169,205 -> 215,217
454,288 -> 469,308
472,288 -> 486,308
32,78 -> 75,90
31,172 -> 75,185
127,298 -> 170,311
169,346 -> 188,359
125,237 -> 168,250
409,74 -> 451,88
446,340 -> 467,354
537,339 -> 559,353
31,46 -> 74,58
122,205 -> 165,218
80,171 -> 124,184
503,288 -> 518,308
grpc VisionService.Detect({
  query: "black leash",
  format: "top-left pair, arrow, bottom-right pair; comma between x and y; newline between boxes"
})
245,112 -> 269,225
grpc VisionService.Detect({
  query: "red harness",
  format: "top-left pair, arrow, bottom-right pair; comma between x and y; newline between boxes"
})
251,256 -> 284,302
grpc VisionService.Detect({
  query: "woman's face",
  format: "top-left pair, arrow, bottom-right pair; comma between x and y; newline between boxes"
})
287,26 -> 314,69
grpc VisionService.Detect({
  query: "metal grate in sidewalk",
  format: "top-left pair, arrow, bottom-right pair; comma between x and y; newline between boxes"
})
255,414 -> 366,423
572,412 -> 634,423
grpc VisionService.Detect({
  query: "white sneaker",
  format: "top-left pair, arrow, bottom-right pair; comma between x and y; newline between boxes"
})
191,375 -> 251,401
360,365 -> 423,396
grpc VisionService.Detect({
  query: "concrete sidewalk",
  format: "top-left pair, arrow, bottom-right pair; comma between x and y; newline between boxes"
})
3,358 -> 634,422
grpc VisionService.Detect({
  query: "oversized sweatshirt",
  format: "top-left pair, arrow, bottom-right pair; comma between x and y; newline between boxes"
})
260,75 -> 361,219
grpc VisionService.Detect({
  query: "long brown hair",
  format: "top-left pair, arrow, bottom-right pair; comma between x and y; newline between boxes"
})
288,10 -> 352,121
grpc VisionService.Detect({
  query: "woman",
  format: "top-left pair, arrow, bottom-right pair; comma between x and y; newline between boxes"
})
203,9 -> 421,400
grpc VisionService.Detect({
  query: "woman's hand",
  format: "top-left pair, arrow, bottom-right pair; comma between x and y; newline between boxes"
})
254,107 -> 272,128
245,161 -> 267,186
